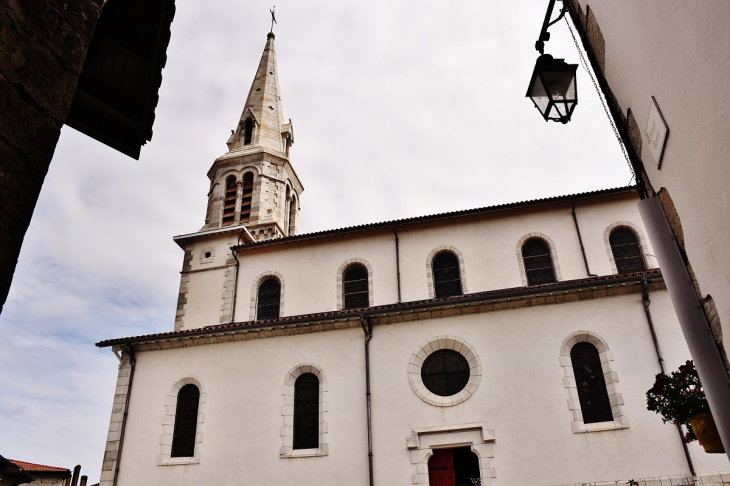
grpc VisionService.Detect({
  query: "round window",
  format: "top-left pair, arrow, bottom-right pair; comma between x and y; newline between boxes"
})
421,349 -> 470,397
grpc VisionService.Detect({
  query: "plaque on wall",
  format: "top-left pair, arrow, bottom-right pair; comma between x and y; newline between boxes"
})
645,96 -> 669,169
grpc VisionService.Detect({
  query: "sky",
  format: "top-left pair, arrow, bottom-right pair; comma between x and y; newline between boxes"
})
0,0 -> 631,482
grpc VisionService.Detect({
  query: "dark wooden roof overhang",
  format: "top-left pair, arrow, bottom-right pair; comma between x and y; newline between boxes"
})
65,0 -> 176,159
97,269 -> 662,348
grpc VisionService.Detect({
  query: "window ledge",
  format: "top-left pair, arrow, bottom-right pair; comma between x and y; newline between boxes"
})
157,454 -> 201,466
572,420 -> 629,434
279,445 -> 328,458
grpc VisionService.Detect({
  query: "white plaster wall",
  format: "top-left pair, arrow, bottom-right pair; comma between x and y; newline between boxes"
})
113,290 -> 728,486
219,192 -> 651,324
234,229 -> 399,320
184,268 -> 226,328
116,327 -> 369,486
574,0 -> 730,371
367,292 -> 728,485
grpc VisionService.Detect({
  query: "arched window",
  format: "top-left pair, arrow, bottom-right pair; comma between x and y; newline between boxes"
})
293,373 -> 319,450
432,251 -> 463,298
285,186 -> 291,233
610,227 -> 646,273
171,384 -> 200,457
343,264 -> 369,309
288,195 -> 296,235
222,176 -> 237,226
256,278 -> 280,320
570,342 -> 613,424
522,238 -> 556,285
243,118 -> 254,145
240,172 -> 254,223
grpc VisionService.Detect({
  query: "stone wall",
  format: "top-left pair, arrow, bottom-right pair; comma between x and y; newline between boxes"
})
0,0 -> 102,311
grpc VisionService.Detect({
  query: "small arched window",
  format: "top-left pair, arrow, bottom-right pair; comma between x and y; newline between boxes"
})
610,227 -> 646,273
257,278 -> 281,320
293,373 -> 319,450
522,238 -> 556,285
171,384 -> 200,457
288,195 -> 296,235
570,342 -> 613,424
222,176 -> 237,226
343,264 -> 369,310
243,118 -> 254,145
432,251 -> 463,298
240,172 -> 254,224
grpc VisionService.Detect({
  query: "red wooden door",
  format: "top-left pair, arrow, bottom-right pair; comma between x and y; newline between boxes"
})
428,449 -> 455,486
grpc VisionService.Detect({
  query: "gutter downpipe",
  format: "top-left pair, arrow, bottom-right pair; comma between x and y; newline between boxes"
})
230,227 -> 248,323
359,313 -> 375,486
641,277 -> 696,477
571,197 -> 597,278
113,344 -> 136,486
392,225 -> 401,303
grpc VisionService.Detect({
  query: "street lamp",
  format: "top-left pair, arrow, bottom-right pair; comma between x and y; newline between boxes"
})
526,54 -> 578,124
526,0 -> 579,124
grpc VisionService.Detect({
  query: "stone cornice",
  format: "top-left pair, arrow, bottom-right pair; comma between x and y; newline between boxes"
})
97,271 -> 664,351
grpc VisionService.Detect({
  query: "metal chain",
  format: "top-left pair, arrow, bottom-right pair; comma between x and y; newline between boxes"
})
564,16 -> 636,185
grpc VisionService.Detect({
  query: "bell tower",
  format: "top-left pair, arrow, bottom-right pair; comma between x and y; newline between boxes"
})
202,32 -> 302,240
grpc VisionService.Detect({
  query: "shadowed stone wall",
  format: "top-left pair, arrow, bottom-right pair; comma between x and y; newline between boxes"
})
0,0 -> 102,311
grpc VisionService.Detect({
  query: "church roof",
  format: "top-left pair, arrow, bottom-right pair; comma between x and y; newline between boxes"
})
232,186 -> 637,250
96,268 -> 661,348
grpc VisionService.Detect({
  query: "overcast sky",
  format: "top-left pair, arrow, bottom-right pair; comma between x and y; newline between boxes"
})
0,0 -> 631,482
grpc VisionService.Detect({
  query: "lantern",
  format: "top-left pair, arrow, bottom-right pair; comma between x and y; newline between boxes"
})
526,54 -> 578,123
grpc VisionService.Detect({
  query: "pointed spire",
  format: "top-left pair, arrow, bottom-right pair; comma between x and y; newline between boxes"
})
227,33 -> 293,157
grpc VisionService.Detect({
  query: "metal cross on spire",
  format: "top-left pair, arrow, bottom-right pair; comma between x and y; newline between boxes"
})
269,6 -> 277,33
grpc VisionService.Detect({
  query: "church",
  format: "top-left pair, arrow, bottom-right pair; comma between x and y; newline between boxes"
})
95,32 -> 730,486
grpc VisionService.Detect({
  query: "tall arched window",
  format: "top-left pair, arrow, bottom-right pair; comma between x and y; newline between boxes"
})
570,342 -> 613,424
171,384 -> 200,457
222,176 -> 237,226
257,278 -> 281,320
240,172 -> 254,223
432,251 -> 463,298
522,238 -> 556,285
293,373 -> 319,450
610,227 -> 646,273
243,118 -> 254,145
343,264 -> 369,309
288,195 -> 296,235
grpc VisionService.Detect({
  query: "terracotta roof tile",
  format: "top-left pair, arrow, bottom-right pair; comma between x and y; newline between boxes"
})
8,460 -> 70,473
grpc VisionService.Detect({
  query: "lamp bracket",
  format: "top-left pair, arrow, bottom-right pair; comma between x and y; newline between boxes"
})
535,0 -> 567,54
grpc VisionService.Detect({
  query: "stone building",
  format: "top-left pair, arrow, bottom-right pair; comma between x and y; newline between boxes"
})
95,33 -> 730,486
558,0 -> 730,454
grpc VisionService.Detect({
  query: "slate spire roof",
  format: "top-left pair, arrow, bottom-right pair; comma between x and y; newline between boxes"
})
226,32 -> 293,155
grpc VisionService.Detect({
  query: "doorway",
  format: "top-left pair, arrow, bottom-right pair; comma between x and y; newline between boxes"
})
428,447 -> 481,486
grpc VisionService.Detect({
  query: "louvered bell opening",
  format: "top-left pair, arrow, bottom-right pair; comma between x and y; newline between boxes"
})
257,278 -> 280,320
343,265 -> 369,310
610,228 -> 646,273
240,175 -> 253,223
293,373 -> 319,450
526,54 -> 578,124
432,252 -> 463,298
522,238 -> 556,285
421,349 -> 470,397
222,179 -> 237,226
570,342 -> 613,423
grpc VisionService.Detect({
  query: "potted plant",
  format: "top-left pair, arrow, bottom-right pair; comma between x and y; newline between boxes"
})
646,360 -> 724,453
